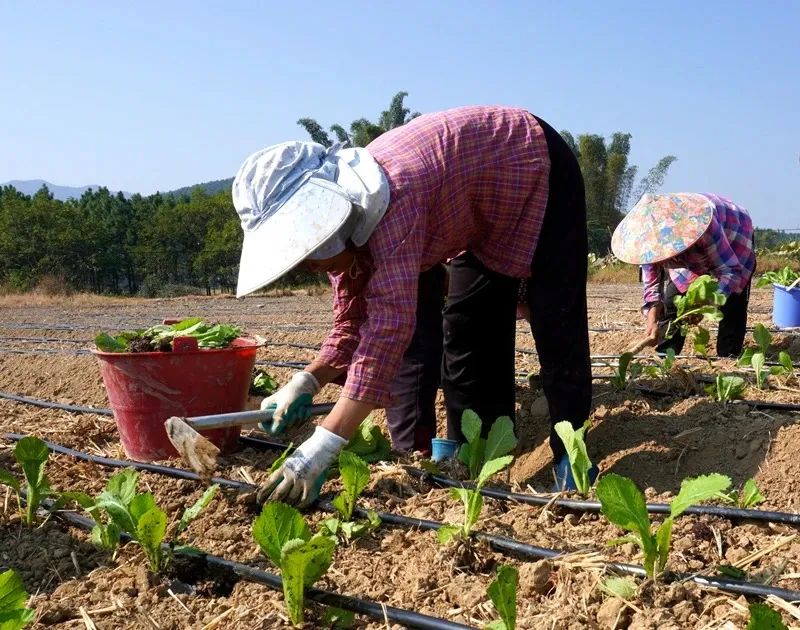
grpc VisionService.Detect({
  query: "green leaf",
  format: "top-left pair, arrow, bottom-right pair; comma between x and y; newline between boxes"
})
251,369 -> 279,397
49,490 -> 95,513
670,474 -> 731,518
91,522 -> 121,551
553,420 -> 592,496
596,474 -> 652,542
738,347 -> 755,367
753,323 -> 772,356
129,493 -> 157,528
461,409 -> 482,444
599,576 -> 638,600
252,502 -> 311,567
366,510 -> 381,529
0,470 -> 20,494
321,518 -> 340,536
280,534 -> 336,625
487,565 -> 518,630
752,352 -> 767,389
663,348 -> 676,370
693,327 -> 710,356
136,507 -> 167,572
436,525 -> 461,545
778,352 -> 794,374
176,485 -> 218,535
462,489 -> 484,536
747,602 -> 788,630
344,417 -> 391,462
738,479 -> 765,509
0,569 -> 35,630
321,607 -> 356,629
331,493 -> 349,520
105,469 -> 139,506
94,332 -> 128,352
476,455 -> 514,489
268,443 -> 294,474
14,436 -> 49,490
654,517 -> 673,577
337,451 -> 370,521
485,417 -> 518,462
339,521 -> 367,541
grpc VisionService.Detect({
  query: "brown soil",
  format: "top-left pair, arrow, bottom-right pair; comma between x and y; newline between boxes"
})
0,285 -> 799,628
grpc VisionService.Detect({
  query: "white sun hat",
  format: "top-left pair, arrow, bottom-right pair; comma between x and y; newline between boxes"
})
232,141 -> 390,297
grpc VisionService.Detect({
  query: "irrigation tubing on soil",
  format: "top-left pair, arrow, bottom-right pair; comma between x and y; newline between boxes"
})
9,433 -> 800,604
634,386 -> 800,412
37,502 -> 475,630
5,391 -> 800,521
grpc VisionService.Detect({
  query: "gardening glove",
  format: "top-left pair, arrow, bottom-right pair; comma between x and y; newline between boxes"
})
257,426 -> 347,508
552,453 -> 599,493
260,371 -> 320,435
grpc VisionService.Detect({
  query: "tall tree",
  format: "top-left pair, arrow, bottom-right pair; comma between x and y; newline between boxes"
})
562,130 -> 676,254
297,91 -> 420,148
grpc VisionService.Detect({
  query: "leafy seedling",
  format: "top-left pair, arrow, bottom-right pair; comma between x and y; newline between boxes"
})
554,420 -> 593,497
756,266 -> 800,289
458,411 -> 517,480
252,502 -> 336,625
753,323 -> 772,356
65,469 -> 219,572
609,352 -> 642,391
0,569 -> 35,629
706,374 -> 746,403
438,454 -> 514,544
344,416 -> 391,463
599,576 -> 638,600
720,478 -> 765,509
485,564 -> 518,630
321,607 -> 356,629
645,348 -> 676,378
95,317 -> 241,352
596,472 -> 730,579
323,451 -> 380,541
251,369 -> 278,397
664,275 -> 726,345
0,435 -> 55,525
692,326 -> 711,362
747,602 -> 788,630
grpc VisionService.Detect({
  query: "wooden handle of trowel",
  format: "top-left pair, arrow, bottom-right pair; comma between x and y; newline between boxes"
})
184,403 -> 335,431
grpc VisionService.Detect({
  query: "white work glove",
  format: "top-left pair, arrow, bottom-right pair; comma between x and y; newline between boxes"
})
259,371 -> 320,435
257,426 -> 347,507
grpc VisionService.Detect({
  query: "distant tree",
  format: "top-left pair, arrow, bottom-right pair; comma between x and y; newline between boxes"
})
561,131 -> 676,254
297,91 -> 421,148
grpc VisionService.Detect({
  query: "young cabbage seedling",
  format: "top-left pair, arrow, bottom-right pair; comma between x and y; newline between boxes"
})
437,453 -> 514,544
458,411 -> 518,480
252,502 -> 336,625
343,416 -> 392,463
64,469 -> 219,572
323,451 -> 381,541
596,472 -> 730,579
0,569 -> 35,629
554,420 -> 593,497
0,435 -> 55,526
706,374 -> 746,403
666,275 -> 727,341
644,348 -> 676,378
721,478 -> 765,509
609,352 -> 642,391
251,369 -> 278,397
485,565 -> 518,630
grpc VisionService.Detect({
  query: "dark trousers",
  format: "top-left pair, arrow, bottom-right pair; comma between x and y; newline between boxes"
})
656,276 -> 752,358
385,265 -> 446,452
441,116 -> 591,461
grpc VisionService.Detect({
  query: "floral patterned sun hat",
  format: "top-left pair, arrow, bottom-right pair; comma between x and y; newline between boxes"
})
611,193 -> 714,265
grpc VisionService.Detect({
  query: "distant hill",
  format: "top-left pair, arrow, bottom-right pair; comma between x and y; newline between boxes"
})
163,177 -> 233,198
2,179 -> 130,201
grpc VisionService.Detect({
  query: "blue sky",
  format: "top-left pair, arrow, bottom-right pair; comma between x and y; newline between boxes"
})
1,1 -> 798,228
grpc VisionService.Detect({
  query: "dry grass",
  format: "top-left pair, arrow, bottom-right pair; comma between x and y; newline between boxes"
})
757,254 -> 800,274
588,264 -> 639,284
0,292 -> 136,308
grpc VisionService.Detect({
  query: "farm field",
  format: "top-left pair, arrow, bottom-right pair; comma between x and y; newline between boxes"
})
1,283 -> 800,629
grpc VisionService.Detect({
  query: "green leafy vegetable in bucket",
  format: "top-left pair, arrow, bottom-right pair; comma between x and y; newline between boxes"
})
755,266 -> 799,288
94,318 -> 242,352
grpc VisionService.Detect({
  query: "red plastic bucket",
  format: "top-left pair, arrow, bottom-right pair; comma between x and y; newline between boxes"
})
92,337 -> 258,461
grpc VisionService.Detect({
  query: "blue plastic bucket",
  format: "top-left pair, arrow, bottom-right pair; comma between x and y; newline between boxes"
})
430,438 -> 458,462
773,284 -> 800,328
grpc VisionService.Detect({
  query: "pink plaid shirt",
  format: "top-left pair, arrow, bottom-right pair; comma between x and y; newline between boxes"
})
642,193 -> 755,305
317,106 -> 551,406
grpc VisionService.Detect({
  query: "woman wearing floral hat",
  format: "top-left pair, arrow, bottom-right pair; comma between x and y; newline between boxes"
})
611,193 -> 756,357
231,105 -> 594,506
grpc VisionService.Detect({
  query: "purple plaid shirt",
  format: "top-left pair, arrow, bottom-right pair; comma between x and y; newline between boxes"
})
642,193 -> 755,306
317,106 -> 551,406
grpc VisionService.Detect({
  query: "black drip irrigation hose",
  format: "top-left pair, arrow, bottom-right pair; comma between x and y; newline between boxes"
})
12,433 -> 800,604
5,391 -> 800,523
635,386 -> 800,412
40,502 -> 474,630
